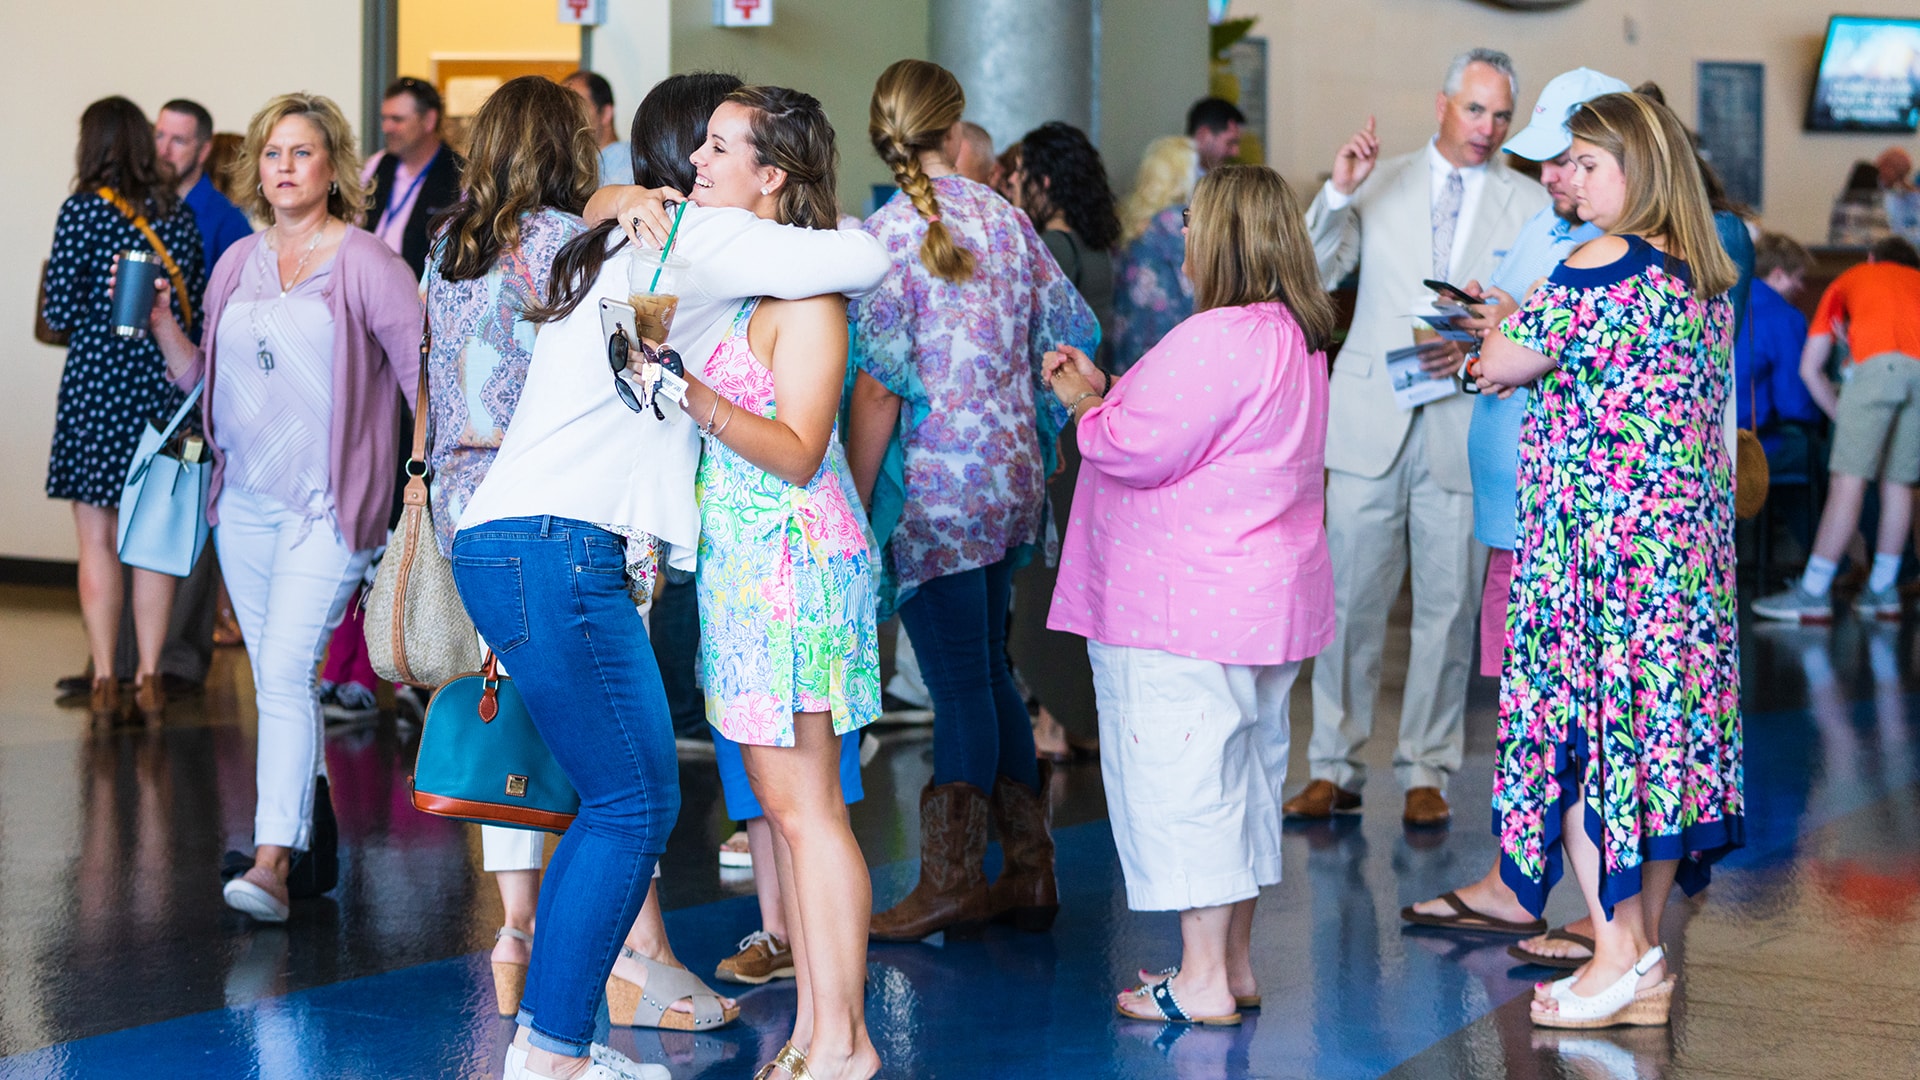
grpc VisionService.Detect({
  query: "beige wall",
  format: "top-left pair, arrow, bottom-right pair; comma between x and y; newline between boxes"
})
2,1 -> 362,562
593,0 -> 675,140
398,0 -> 580,84
1102,0 -> 1210,196
1234,0 -> 1906,244
667,0 -> 1207,220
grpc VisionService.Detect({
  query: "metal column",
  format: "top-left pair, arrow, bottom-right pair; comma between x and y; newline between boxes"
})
930,0 -> 1096,152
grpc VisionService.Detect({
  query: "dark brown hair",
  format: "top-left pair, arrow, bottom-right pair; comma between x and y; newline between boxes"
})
434,76 -> 599,283
1184,165 -> 1336,350
726,85 -> 839,230
1016,121 -> 1120,250
531,72 -> 745,324
74,96 -> 177,216
1753,232 -> 1810,280
1871,235 -> 1920,269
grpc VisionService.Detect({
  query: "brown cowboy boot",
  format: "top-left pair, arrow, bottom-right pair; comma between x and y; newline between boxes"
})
987,760 -> 1059,932
870,781 -> 991,941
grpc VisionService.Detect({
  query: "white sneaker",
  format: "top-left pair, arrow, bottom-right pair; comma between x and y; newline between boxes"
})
322,681 -> 379,724
505,1041 -> 667,1080
590,1043 -> 669,1079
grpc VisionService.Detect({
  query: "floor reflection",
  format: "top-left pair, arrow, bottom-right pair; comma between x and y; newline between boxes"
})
0,588 -> 1916,1078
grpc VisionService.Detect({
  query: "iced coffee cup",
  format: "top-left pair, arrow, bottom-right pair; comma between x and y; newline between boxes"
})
628,248 -> 687,345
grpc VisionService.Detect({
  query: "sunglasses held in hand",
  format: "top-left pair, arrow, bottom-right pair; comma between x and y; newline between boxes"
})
607,326 -> 685,420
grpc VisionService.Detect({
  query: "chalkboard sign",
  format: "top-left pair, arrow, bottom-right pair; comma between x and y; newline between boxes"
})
1697,62 -> 1765,210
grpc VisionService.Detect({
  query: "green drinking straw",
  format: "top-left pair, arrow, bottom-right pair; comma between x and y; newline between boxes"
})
650,201 -> 689,292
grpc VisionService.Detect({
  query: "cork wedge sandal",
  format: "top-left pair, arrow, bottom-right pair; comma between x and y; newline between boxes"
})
605,948 -> 739,1030
492,927 -> 533,1018
1531,946 -> 1675,1029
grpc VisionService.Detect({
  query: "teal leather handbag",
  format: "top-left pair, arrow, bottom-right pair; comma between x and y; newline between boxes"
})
411,652 -> 579,832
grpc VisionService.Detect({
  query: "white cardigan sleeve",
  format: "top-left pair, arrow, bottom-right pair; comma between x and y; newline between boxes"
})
677,206 -> 891,305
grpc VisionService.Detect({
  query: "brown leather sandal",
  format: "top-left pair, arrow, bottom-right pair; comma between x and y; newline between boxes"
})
1400,890 -> 1548,935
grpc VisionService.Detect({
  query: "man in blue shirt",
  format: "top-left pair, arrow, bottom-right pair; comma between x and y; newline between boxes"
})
1398,67 -> 1626,955
155,99 -> 253,276
1739,233 -> 1819,446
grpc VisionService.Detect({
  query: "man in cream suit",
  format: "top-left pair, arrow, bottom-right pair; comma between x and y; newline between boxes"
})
1287,48 -> 1549,826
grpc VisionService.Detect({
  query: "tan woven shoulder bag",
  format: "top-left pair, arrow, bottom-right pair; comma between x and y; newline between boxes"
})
366,327 -> 481,687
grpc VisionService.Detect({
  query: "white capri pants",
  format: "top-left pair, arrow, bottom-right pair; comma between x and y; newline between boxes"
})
215,488 -> 374,851
1088,641 -> 1300,912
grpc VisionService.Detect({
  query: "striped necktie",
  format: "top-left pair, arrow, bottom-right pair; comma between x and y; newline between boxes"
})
1432,170 -> 1464,278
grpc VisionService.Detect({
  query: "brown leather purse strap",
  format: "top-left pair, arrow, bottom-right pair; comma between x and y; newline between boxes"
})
98,187 -> 194,331
387,323 -> 434,685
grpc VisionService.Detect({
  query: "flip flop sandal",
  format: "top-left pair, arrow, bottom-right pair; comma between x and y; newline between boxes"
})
1115,979 -> 1242,1026
1130,965 -> 1261,1010
1508,928 -> 1596,970
606,949 -> 740,1030
1400,890 -> 1548,936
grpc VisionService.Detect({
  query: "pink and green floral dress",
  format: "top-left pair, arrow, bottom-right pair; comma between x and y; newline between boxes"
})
1494,235 -> 1743,917
695,299 -> 881,747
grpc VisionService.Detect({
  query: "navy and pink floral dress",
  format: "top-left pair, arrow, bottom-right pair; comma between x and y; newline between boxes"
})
1494,235 -> 1743,917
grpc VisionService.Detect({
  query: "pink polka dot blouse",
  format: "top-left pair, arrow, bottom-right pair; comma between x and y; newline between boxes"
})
1047,302 -> 1335,666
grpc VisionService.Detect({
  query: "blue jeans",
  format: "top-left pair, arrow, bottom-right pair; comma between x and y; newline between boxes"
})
450,516 -> 678,1056
897,554 -> 1039,793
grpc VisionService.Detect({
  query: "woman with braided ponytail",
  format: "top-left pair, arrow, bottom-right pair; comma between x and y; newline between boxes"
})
845,58 -> 1099,944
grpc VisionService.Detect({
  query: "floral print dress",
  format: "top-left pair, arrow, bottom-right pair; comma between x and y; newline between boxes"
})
1111,204 -> 1193,375
852,175 -> 1097,604
696,300 -> 881,747
1494,235 -> 1743,917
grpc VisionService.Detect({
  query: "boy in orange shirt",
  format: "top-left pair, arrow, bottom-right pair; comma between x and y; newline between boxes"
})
1756,236 -> 1920,622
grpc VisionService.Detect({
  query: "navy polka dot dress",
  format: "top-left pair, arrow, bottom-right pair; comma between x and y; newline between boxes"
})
41,191 -> 206,508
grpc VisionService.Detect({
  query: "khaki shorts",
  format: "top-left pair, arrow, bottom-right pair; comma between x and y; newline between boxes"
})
1830,352 -> 1920,484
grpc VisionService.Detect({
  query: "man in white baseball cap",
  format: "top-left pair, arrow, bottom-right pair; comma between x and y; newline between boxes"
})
1397,67 -> 1633,963
1502,66 -> 1632,161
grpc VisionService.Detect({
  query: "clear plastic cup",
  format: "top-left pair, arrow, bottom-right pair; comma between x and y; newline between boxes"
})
627,249 -> 687,345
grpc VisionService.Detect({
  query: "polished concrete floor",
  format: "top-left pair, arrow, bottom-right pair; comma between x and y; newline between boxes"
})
0,580 -> 1914,1079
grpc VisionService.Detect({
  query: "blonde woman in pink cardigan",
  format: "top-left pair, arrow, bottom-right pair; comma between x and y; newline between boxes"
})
1042,165 -> 1338,1027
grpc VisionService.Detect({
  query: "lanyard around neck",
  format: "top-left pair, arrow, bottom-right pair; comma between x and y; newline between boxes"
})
380,147 -> 438,233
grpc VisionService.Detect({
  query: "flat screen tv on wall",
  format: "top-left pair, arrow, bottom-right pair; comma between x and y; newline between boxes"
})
1807,15 -> 1920,132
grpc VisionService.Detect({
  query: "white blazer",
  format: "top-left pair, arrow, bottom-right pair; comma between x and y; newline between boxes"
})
1304,150 -> 1548,492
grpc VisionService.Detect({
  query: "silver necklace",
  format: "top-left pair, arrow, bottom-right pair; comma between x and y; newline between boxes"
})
250,222 -> 327,371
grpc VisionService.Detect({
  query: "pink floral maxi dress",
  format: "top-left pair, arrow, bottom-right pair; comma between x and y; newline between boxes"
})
1494,236 -> 1743,917
695,299 -> 881,747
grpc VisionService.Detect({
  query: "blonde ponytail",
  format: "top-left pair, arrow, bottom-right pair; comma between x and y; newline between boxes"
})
870,59 -> 976,283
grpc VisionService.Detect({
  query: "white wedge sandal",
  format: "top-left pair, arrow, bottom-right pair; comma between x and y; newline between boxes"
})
1530,945 -> 1675,1029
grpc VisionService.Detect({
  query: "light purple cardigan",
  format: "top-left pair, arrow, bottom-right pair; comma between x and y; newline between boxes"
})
174,226 -> 422,551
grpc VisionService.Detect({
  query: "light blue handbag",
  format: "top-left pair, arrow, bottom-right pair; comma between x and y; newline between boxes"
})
115,383 -> 211,577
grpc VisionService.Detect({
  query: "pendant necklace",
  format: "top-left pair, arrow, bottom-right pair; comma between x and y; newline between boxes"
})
251,222 -> 326,371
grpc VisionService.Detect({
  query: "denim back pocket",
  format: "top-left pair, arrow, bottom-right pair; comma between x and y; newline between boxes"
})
448,552 -> 530,653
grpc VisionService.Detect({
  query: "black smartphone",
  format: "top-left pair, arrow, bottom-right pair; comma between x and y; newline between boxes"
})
1423,278 -> 1482,306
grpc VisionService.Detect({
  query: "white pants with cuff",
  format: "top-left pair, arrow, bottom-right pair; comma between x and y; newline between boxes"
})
215,488 -> 374,851
1089,641 -> 1300,912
